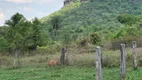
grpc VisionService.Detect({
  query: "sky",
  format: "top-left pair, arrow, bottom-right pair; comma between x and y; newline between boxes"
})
0,0 -> 64,26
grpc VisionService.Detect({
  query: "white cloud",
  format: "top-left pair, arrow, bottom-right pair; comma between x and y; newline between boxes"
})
0,12 -> 5,26
17,6 -> 33,12
7,0 -> 63,4
23,7 -> 33,12
6,0 -> 33,4
40,0 -> 55,3
39,0 -> 64,4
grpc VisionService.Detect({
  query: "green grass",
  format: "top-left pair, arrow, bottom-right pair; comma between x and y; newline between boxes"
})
0,66 -> 142,80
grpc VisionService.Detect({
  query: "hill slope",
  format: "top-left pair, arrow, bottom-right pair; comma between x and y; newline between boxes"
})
41,0 -> 142,44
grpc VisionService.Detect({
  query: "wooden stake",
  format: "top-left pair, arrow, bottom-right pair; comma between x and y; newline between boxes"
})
120,44 -> 126,80
13,50 -> 18,68
60,48 -> 66,65
132,41 -> 137,70
96,46 -> 102,80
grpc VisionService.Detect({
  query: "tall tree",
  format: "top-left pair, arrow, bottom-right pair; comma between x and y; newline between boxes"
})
50,15 -> 62,40
5,12 -> 26,52
31,17 -> 42,50
4,12 -> 26,68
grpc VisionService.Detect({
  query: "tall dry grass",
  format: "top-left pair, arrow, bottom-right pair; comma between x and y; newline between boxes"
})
0,45 -> 142,68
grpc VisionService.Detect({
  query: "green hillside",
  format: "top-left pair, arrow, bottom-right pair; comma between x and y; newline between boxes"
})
41,0 -> 142,46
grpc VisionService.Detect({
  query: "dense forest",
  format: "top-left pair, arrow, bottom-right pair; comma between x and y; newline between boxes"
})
1,0 -> 142,53
41,0 -> 142,48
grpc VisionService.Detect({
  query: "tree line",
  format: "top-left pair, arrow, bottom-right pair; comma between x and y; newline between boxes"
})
0,13 -> 44,53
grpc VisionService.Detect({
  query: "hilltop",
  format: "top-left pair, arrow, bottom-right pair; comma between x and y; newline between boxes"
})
64,0 -> 89,5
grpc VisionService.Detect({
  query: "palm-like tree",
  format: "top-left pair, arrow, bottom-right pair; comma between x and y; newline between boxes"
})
50,15 -> 62,40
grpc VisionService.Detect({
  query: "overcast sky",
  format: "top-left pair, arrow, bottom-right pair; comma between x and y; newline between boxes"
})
0,0 -> 64,26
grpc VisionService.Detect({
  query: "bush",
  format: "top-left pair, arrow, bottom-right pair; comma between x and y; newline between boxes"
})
76,37 -> 88,47
138,58 -> 142,67
37,42 -> 62,54
0,37 -> 9,52
90,33 -> 101,45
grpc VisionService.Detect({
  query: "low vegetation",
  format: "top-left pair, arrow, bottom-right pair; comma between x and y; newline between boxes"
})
0,66 -> 142,80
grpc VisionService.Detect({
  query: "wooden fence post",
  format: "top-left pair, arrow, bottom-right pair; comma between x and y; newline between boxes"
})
132,41 -> 137,70
96,46 -> 102,80
13,49 -> 19,68
120,44 -> 126,80
60,48 -> 66,65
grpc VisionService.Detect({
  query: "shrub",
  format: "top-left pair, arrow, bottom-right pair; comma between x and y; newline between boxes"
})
90,33 -> 101,45
138,58 -> 142,67
0,37 -> 9,52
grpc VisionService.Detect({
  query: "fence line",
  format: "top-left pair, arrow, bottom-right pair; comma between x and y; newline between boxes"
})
95,41 -> 138,80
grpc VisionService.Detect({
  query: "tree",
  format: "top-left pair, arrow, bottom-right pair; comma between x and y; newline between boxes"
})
50,14 -> 62,40
4,13 -> 44,52
62,33 -> 72,45
0,27 -> 7,37
5,12 -> 26,52
117,14 -> 137,26
90,0 -> 94,2
5,13 -> 25,27
31,17 -> 42,50
16,20 -> 33,51
4,12 -> 26,68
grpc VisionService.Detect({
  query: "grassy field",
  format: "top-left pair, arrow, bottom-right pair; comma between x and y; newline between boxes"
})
0,66 -> 142,80
0,47 -> 142,80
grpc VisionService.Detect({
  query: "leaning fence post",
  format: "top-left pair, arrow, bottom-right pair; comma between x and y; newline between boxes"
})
96,46 -> 102,80
120,44 -> 126,80
132,41 -> 137,70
